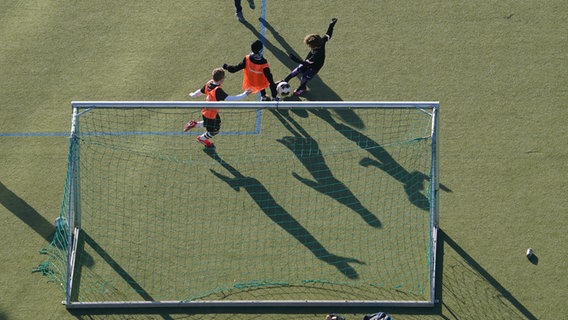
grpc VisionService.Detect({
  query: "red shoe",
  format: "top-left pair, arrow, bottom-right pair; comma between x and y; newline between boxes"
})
197,136 -> 215,148
183,120 -> 197,132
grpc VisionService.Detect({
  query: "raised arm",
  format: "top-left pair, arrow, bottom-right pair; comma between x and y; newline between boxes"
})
326,18 -> 338,39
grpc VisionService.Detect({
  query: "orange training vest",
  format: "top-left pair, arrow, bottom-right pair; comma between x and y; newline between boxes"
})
242,55 -> 270,93
202,80 -> 220,119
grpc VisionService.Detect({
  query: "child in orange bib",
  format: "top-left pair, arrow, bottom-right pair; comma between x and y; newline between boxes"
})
223,40 -> 278,101
183,68 -> 252,148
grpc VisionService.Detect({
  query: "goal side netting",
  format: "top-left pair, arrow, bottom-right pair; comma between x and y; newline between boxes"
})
37,101 -> 439,308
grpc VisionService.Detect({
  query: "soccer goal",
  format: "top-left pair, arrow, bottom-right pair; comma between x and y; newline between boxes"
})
38,100 -> 439,308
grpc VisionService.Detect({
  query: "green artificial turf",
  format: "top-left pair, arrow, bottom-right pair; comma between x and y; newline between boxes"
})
0,1 -> 566,319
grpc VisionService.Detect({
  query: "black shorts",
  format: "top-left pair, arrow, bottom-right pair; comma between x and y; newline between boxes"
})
203,114 -> 221,133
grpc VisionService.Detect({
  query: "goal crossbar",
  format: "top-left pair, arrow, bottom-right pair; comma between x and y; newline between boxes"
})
72,100 -> 439,110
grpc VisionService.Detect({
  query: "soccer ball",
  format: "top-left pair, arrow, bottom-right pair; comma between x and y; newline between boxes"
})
277,81 -> 291,96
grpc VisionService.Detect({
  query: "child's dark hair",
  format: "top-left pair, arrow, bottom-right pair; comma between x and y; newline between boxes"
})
304,34 -> 323,48
212,68 -> 225,82
251,40 -> 263,54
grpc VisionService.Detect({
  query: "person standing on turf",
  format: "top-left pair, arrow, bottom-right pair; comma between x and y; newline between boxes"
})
184,68 -> 252,148
281,18 -> 338,96
222,40 -> 278,101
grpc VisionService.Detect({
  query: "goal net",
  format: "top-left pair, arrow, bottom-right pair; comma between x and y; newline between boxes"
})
37,101 -> 439,308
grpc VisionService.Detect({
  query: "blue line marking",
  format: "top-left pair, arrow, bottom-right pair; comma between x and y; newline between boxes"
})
0,129 -> 262,137
0,132 -> 69,137
259,0 -> 267,45
255,110 -> 262,133
79,131 -> 259,136
254,0 -> 266,133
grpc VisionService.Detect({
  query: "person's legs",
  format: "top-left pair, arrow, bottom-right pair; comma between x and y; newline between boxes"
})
234,0 -> 244,21
294,69 -> 317,95
197,115 -> 221,148
234,0 -> 242,13
283,65 -> 306,82
296,75 -> 311,91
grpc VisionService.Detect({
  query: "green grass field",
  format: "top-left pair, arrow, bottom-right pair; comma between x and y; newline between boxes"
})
1,1 -> 566,319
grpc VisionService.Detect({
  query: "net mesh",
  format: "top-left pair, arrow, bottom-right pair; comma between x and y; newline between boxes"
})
38,103 -> 437,304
